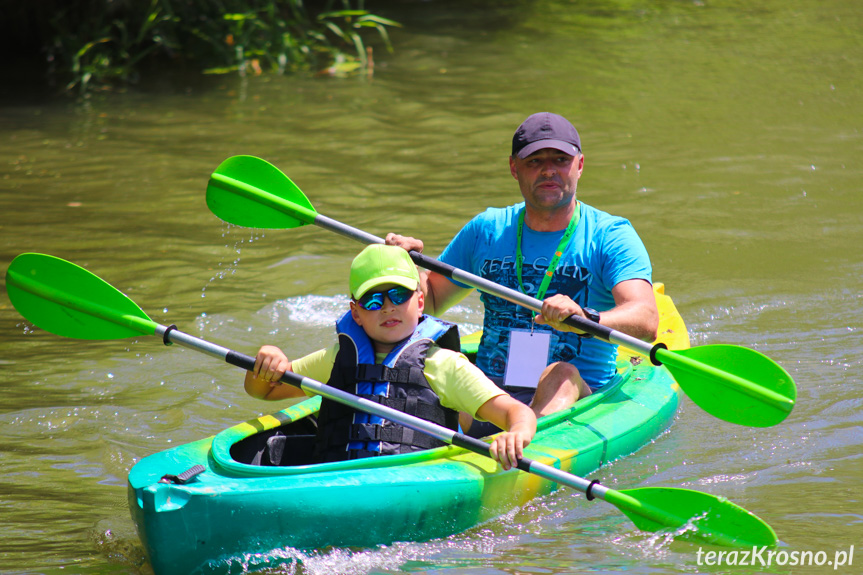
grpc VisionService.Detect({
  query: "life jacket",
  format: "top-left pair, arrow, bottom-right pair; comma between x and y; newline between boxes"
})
313,312 -> 461,463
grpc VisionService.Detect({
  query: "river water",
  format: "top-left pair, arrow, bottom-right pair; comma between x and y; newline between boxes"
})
1,0 -> 860,573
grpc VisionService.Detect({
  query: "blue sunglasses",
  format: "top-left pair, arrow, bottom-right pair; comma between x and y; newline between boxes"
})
355,286 -> 416,311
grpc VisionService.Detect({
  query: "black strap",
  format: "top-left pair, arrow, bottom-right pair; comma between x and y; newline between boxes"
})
355,363 -> 386,381
356,364 -> 426,386
361,395 -> 443,420
348,423 -> 441,449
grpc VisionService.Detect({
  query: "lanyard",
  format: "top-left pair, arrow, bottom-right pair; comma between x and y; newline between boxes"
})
516,202 -> 580,311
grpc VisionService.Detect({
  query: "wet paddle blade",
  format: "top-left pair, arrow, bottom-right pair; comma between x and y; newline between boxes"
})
657,345 -> 796,427
5,253 -> 157,340
608,487 -> 778,547
207,155 -> 317,229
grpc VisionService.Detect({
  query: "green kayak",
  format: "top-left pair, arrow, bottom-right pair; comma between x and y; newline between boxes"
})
127,284 -> 689,575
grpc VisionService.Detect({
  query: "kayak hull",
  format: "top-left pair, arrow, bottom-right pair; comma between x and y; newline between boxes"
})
128,284 -> 688,574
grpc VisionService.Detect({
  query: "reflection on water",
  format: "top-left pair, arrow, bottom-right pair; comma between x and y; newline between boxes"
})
1,0 -> 861,573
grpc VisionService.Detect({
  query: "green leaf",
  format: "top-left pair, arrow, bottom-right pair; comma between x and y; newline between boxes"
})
356,14 -> 402,27
318,10 -> 370,19
322,21 -> 350,43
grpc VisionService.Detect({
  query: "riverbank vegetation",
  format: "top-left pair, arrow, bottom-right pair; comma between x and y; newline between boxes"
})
4,1 -> 398,95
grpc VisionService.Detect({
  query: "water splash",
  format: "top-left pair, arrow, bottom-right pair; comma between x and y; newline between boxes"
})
200,529 -> 514,575
201,225 -> 267,299
90,519 -> 149,570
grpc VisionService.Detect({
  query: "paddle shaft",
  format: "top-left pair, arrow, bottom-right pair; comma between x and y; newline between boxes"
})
310,213 -> 793,412
155,322 -> 608,499
308,213 -> 655,357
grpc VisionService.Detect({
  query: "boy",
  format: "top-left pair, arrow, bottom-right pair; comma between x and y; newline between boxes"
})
244,244 -> 536,470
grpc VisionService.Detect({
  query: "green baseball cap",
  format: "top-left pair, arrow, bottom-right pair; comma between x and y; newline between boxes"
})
350,244 -> 420,299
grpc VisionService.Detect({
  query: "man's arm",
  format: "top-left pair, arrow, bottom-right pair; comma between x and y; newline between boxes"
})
385,233 -> 473,316
604,278 -> 659,341
534,278 -> 658,342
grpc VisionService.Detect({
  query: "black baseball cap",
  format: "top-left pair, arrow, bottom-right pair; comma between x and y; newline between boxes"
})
512,112 -> 581,158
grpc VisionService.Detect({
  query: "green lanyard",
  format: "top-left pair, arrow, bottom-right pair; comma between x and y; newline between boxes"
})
516,202 -> 581,314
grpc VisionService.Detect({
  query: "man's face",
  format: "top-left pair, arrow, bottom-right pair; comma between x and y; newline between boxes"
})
509,148 -> 584,213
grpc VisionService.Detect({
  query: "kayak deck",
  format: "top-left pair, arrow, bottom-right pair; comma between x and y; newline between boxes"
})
128,284 -> 689,575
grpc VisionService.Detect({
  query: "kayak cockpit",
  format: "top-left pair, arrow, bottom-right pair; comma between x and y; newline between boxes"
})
228,413 -> 318,467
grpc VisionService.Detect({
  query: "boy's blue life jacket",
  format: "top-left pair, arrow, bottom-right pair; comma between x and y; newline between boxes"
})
313,312 -> 461,463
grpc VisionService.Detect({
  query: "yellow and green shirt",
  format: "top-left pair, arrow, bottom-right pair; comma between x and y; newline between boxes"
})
291,344 -> 504,419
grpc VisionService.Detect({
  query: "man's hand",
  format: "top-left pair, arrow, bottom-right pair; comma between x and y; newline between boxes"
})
385,233 -> 424,253
534,293 -> 591,334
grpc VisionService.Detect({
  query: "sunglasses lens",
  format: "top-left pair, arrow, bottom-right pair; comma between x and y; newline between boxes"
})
358,292 -> 384,310
357,287 -> 414,310
387,287 -> 413,306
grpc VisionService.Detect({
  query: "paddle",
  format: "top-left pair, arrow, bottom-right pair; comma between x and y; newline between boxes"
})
5,252 -> 777,548
206,155 -> 797,428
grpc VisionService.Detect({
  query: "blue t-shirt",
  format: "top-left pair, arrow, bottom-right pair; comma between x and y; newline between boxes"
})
439,201 -> 652,389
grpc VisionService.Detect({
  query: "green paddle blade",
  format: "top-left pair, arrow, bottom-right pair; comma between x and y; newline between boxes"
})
657,345 -> 796,428
5,253 -> 157,340
607,486 -> 778,547
207,155 -> 317,229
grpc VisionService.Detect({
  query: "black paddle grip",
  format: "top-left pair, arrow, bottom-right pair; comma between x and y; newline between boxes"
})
225,350 -> 256,372
563,314 -> 614,340
408,250 -> 455,279
451,432 -> 493,455
225,350 -> 305,390
451,432 -> 532,472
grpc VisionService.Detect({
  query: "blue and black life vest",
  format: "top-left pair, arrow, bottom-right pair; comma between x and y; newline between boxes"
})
313,312 -> 461,463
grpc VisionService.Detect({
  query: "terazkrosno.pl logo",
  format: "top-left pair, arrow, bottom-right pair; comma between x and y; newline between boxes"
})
696,546 -> 855,569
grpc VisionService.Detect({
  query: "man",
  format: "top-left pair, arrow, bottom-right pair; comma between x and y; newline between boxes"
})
387,112 -> 658,438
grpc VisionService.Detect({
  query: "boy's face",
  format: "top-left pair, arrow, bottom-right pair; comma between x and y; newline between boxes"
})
350,283 -> 424,354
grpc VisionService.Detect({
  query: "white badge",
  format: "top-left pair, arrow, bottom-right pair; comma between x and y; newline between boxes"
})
503,329 -> 551,389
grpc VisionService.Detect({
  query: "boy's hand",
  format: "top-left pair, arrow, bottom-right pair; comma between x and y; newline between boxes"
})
475,394 -> 537,471
489,429 -> 532,471
253,345 -> 291,386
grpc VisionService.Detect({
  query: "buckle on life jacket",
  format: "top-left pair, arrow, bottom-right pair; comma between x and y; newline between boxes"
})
356,364 -> 424,385
356,363 -> 387,382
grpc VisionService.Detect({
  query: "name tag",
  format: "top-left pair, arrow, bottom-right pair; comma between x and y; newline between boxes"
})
503,329 -> 551,389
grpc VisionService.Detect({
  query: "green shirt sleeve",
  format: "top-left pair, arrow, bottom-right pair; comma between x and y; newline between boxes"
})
423,345 -> 505,419
289,344 -> 338,395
